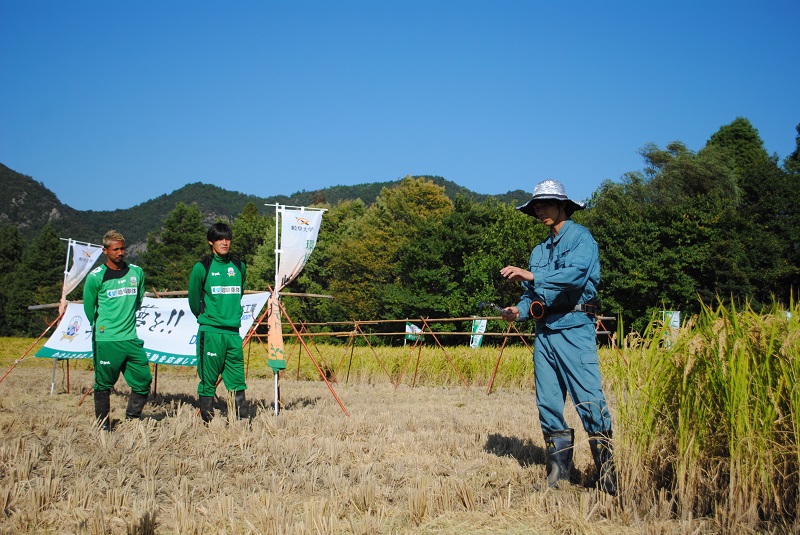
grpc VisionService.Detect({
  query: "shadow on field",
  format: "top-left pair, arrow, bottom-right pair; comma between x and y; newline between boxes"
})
143,392 -> 324,420
147,392 -> 202,420
484,433 -> 547,467
280,396 -> 322,410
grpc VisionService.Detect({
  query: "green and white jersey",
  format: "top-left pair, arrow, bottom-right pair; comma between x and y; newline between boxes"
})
188,254 -> 246,333
83,263 -> 145,342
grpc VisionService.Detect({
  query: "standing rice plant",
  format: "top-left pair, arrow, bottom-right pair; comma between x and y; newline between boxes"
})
274,341 -> 535,389
605,311 -> 713,520
606,298 -> 800,531
772,296 -> 800,523
695,299 -> 799,528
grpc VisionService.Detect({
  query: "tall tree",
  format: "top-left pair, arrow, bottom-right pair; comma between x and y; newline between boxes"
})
704,118 -> 796,304
281,199 -> 366,323
5,223 -> 66,335
387,197 -> 543,323
583,175 -> 672,331
584,142 -> 739,332
0,224 -> 25,335
584,118 -> 799,331
784,123 -> 800,175
141,203 -> 207,292
246,234 -> 277,293
781,124 -> 800,295
231,202 -> 272,267
467,200 -> 546,309
327,177 -> 453,319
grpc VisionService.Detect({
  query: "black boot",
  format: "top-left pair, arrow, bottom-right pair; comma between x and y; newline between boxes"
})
589,431 -> 618,495
94,390 -> 111,431
125,392 -> 148,420
199,396 -> 214,423
234,390 -> 248,420
544,429 -> 574,488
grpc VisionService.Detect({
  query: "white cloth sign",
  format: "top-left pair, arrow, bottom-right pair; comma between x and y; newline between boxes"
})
276,208 -> 323,291
62,240 -> 104,298
405,322 -> 424,341
469,318 -> 487,349
36,293 -> 270,366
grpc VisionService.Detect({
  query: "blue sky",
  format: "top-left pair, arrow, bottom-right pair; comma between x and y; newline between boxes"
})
2,1 -> 797,211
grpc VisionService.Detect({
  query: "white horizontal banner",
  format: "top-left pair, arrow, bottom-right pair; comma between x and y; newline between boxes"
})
35,293 -> 270,366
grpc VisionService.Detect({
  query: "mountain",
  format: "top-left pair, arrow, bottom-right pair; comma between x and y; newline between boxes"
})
0,163 -> 530,256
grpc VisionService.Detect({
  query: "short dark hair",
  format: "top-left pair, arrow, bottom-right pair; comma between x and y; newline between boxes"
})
207,222 -> 233,243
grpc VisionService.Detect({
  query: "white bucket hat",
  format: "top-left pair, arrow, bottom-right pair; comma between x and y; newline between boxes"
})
516,179 -> 586,216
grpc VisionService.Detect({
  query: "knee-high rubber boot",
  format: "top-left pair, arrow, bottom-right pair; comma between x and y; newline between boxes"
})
94,390 -> 111,431
199,396 -> 214,423
234,390 -> 248,420
589,431 -> 618,496
125,392 -> 148,420
544,429 -> 574,488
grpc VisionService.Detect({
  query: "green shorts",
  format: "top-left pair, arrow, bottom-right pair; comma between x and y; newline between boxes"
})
196,330 -> 246,396
93,338 -> 152,395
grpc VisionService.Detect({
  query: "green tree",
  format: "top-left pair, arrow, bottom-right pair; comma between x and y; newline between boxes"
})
5,223 -> 66,335
704,117 -> 796,305
784,123 -> 800,175
781,124 -> 800,294
584,142 -> 737,332
584,118 -> 799,331
141,203 -> 207,292
0,224 -> 25,335
282,199 -> 366,323
583,175 -> 671,331
247,236 -> 277,292
465,201 -> 545,310
386,197 -> 542,326
231,202 -> 272,267
327,177 -> 453,319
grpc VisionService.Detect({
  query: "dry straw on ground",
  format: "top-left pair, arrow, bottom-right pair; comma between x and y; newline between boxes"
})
1,342 -> 719,535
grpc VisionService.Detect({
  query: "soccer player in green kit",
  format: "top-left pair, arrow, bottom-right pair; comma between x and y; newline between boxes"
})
83,230 -> 151,431
188,222 -> 248,422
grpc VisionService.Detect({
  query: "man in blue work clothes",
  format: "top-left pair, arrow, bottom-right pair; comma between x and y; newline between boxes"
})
500,179 -> 617,495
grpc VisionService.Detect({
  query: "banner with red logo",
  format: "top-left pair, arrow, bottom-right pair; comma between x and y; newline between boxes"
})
276,208 -> 323,291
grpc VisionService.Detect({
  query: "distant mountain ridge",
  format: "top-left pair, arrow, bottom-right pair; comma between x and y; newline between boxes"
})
0,163 -> 530,255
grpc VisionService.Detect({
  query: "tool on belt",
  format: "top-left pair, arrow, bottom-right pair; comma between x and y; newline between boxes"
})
530,299 -> 599,320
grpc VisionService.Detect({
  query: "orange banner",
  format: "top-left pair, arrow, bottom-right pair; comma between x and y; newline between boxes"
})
266,292 -> 286,371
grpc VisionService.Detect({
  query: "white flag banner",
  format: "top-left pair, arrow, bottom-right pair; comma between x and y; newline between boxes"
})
62,240 -> 104,298
35,293 -> 270,366
469,318 -> 488,349
277,208 -> 323,291
405,322 -> 424,341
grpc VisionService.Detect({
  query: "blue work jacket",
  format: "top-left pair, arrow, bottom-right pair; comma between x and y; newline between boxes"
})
516,220 -> 600,331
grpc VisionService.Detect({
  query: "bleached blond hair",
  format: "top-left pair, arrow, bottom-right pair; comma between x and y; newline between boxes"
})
102,230 -> 125,247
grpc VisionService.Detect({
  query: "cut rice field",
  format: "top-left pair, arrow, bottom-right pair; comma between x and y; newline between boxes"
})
0,300 -> 797,534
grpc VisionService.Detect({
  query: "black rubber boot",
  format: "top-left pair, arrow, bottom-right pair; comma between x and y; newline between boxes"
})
94,390 -> 111,431
589,431 -> 618,496
199,396 -> 214,423
544,429 -> 574,488
234,390 -> 248,420
125,392 -> 148,420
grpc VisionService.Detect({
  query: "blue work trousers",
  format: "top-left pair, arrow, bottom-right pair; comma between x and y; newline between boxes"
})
533,321 -> 612,434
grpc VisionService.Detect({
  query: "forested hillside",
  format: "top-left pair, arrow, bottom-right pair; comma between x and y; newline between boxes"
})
0,164 -> 528,253
2,118 -> 798,336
